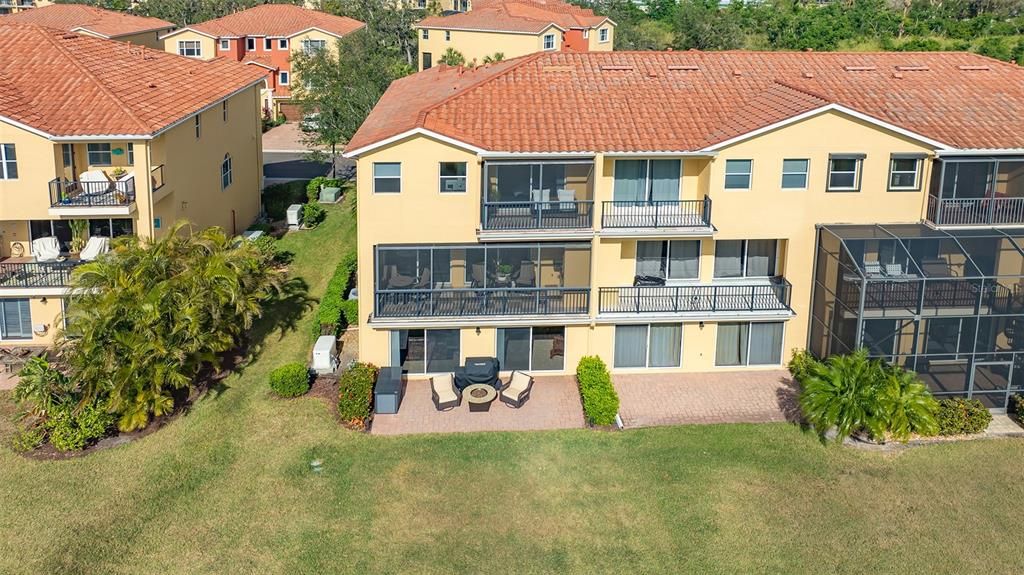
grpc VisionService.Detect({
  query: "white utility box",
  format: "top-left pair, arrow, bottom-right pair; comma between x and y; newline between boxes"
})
285,204 -> 303,229
312,335 -> 339,375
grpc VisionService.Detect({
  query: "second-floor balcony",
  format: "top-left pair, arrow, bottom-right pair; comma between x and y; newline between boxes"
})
601,197 -> 713,233
598,278 -> 792,316
480,160 -> 594,235
376,287 -> 590,318
0,260 -> 83,291
927,157 -> 1024,227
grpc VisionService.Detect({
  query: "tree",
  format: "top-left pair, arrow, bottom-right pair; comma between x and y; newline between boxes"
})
59,222 -> 284,431
439,47 -> 466,66
672,0 -> 743,51
616,19 -> 674,51
799,349 -> 887,441
482,52 -> 505,64
321,0 -> 421,67
291,34 -> 413,173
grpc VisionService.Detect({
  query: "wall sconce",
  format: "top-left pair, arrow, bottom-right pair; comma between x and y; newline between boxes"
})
40,297 -> 47,304
699,321 -> 705,329
475,327 -> 481,335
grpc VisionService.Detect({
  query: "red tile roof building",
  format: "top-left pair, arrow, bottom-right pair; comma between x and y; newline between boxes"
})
0,4 -> 173,47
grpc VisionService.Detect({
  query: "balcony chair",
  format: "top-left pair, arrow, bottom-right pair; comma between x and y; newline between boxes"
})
78,170 -> 113,197
556,188 -> 575,212
31,237 -> 61,263
413,268 -> 431,289
385,265 -> 416,289
471,263 -> 486,287
500,370 -> 534,408
513,261 -> 535,287
80,236 -> 110,262
863,260 -> 884,277
884,263 -> 906,278
430,373 -> 460,411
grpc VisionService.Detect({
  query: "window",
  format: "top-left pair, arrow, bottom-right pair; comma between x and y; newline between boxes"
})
422,52 -> 432,70
713,240 -> 777,278
780,159 -> 809,189
278,38 -> 288,50
246,37 -> 255,51
583,29 -> 589,39
222,101 -> 228,122
177,40 -> 201,57
599,27 -> 609,42
715,322 -> 784,366
417,0 -> 426,7
194,115 -> 201,139
497,326 -> 565,371
126,143 -> 134,165
88,218 -> 133,238
302,39 -> 326,54
888,154 -> 923,191
827,154 -> 864,191
61,144 -> 72,169
724,159 -> 752,189
0,298 -> 31,340
636,240 -> 700,280
439,162 -> 467,193
445,30 -> 451,41
264,38 -> 272,50
373,162 -> 401,193
278,71 -> 289,85
612,159 -> 681,202
86,143 -> 111,166
391,329 -> 460,373
221,154 -> 233,190
614,324 -> 683,368
543,33 -> 556,50
0,144 -> 17,179
422,29 -> 429,40
219,38 -> 229,50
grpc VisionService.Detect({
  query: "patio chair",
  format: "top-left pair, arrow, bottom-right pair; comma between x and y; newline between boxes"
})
884,263 -> 905,277
32,237 -> 61,262
78,170 -> 112,196
430,373 -> 460,411
413,267 -> 432,289
79,236 -> 110,262
471,263 -> 486,287
556,188 -> 576,212
513,261 -> 535,287
386,265 -> 416,289
863,260 -> 883,277
500,370 -> 534,408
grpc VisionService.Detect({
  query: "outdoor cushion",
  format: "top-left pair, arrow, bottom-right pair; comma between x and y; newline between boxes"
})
32,237 -> 61,262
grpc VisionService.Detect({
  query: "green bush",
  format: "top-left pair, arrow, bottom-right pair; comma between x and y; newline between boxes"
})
45,402 -> 114,451
936,398 -> 992,436
10,425 -> 44,453
302,202 -> 326,227
339,299 -> 359,327
313,250 -> 357,337
787,348 -> 821,383
251,235 -> 280,263
576,356 -> 619,426
338,362 -> 377,425
262,182 -> 306,220
1011,394 -> 1024,416
269,363 -> 311,398
306,177 -> 341,203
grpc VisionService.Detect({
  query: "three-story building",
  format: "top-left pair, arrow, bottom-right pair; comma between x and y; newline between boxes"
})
345,51 -> 1024,410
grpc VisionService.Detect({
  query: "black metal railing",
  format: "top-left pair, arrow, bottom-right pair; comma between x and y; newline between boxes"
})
598,278 -> 791,314
601,197 -> 712,229
0,261 -> 84,289
840,278 -> 1013,311
927,194 -> 1024,226
49,177 -> 136,208
151,164 -> 165,191
376,287 -> 590,317
481,201 -> 593,231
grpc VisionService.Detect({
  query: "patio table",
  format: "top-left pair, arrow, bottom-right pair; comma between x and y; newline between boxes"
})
463,383 -> 498,412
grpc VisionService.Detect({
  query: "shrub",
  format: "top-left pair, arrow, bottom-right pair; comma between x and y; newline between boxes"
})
10,426 -> 45,453
45,401 -> 114,451
302,202 -> 326,227
338,362 -> 377,425
269,363 -> 311,398
576,356 -> 619,426
306,177 -> 341,203
339,299 -> 359,327
1011,393 -> 1024,416
262,182 -> 306,220
251,235 -> 281,264
936,398 -> 992,436
787,348 -> 820,383
313,250 -> 357,337
877,366 -> 939,440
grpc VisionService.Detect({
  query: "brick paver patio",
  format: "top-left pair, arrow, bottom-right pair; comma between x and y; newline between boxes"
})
614,370 -> 800,428
370,375 -> 586,436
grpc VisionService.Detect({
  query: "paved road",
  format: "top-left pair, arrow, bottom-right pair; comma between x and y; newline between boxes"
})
263,152 -> 353,182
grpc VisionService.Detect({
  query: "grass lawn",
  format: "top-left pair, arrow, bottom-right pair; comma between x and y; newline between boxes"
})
1,197 -> 1023,574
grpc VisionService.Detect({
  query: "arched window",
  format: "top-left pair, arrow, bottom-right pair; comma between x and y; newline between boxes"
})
221,154 -> 232,190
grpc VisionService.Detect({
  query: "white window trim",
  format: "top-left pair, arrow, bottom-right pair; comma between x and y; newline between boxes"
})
246,37 -> 255,50
373,162 -> 402,194
827,156 -> 863,192
612,158 -> 683,202
888,156 -> 921,191
495,326 -> 566,372
543,33 -> 556,51
438,161 -> 467,193
86,143 -> 112,166
127,143 -> 134,165
583,29 -> 589,39
713,239 -> 780,279
445,30 -> 451,41
264,37 -> 273,50
392,329 -> 461,375
278,38 -> 289,50
422,29 -> 429,40
0,143 -> 17,180
714,321 -> 786,367
599,28 -> 609,43
221,154 -> 233,190
613,324 -> 684,369
279,71 -> 290,85
723,159 -> 753,190
177,40 -> 201,57
219,38 -> 229,50
636,239 -> 701,282
780,158 -> 809,190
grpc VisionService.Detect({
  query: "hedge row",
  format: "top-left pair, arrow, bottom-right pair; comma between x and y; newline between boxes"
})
313,250 -> 357,337
338,362 -> 378,425
576,356 -> 619,426
936,398 -> 992,436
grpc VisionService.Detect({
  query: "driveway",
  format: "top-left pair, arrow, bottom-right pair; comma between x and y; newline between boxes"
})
263,151 -> 353,184
262,122 -> 310,153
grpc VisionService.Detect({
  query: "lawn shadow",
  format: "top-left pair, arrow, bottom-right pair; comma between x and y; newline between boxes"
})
243,276 -> 315,363
775,375 -> 806,428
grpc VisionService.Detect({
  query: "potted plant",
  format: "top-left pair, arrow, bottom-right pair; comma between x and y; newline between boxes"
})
68,220 -> 87,255
496,263 -> 513,283
110,167 -> 127,179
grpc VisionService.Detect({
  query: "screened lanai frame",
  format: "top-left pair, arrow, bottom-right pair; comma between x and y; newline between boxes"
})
810,224 -> 1024,410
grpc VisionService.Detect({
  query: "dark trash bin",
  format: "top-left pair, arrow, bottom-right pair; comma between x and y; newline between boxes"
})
374,366 -> 405,414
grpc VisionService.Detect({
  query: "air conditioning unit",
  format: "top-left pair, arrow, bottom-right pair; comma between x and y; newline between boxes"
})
312,335 -> 338,375
286,204 -> 303,229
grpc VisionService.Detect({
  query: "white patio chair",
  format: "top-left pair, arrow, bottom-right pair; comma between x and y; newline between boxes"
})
78,170 -> 112,196
500,370 -> 534,408
863,260 -> 883,277
79,236 -> 110,262
556,188 -> 575,211
32,237 -> 61,262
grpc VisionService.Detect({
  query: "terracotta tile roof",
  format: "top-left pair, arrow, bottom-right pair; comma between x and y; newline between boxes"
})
1,4 -> 173,38
177,4 -> 364,39
0,23 -> 267,137
417,0 -> 606,33
346,50 -> 1024,154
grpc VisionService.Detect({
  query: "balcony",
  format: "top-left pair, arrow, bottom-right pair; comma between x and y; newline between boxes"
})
926,158 -> 1024,227
601,197 -> 713,234
376,287 -> 590,318
49,176 -> 136,216
598,278 -> 792,317
481,200 -> 593,232
0,260 -> 83,292
480,160 -> 594,239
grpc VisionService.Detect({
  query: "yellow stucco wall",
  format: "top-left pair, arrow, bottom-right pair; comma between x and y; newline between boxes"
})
417,27 -> 554,70
586,24 -> 614,51
75,28 -> 171,49
289,29 -> 341,58
161,30 -> 217,59
354,109 -> 938,375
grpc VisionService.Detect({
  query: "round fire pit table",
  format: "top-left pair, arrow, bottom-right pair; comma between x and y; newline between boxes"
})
463,383 -> 498,412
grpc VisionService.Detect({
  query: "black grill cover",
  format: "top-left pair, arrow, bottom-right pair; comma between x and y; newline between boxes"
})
454,356 -> 500,390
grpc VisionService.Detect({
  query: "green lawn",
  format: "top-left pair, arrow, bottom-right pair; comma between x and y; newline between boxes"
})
1,198 -> 1023,574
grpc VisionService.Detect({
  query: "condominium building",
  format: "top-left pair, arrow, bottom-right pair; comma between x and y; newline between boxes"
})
160,4 -> 364,119
0,23 -> 266,346
1,3 -> 174,48
345,51 -> 1024,411
414,0 -> 614,71
0,0 -> 45,16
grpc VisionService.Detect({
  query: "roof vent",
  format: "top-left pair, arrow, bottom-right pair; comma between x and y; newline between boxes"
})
958,65 -> 991,71
542,65 -> 574,73
843,65 -> 877,72
600,65 -> 634,71
892,72 -> 904,79
732,69 -> 743,77
895,65 -> 929,71
802,71 -> 814,79
667,64 -> 699,71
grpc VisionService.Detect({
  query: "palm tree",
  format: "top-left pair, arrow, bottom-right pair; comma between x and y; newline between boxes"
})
878,366 -> 939,441
799,349 -> 886,441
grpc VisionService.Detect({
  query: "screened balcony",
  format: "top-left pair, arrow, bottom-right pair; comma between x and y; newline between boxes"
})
811,224 -> 1024,410
374,243 -> 592,318
927,158 -> 1024,226
598,279 -> 792,315
481,161 -> 594,232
